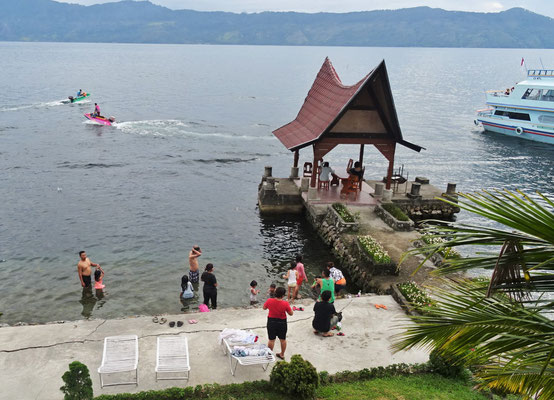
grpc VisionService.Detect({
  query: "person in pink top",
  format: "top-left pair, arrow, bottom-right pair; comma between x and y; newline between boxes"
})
293,254 -> 308,300
94,265 -> 105,290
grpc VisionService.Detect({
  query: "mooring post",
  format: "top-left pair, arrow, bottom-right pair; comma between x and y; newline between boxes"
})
290,167 -> 299,179
446,183 -> 457,194
374,182 -> 384,197
264,166 -> 273,178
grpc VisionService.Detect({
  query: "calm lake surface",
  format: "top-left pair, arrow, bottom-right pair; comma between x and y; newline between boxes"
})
0,43 -> 553,324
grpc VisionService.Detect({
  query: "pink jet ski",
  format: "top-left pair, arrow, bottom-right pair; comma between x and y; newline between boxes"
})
84,113 -> 116,126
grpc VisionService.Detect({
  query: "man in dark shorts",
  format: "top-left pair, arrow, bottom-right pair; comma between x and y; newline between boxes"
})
77,250 -> 100,288
188,245 -> 202,283
263,286 -> 293,360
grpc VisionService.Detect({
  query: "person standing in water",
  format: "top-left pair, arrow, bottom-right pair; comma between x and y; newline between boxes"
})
188,245 -> 202,284
293,254 -> 308,300
201,263 -> 218,309
77,251 -> 100,288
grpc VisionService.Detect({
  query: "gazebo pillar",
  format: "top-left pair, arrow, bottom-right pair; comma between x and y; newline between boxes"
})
359,144 -> 365,165
385,143 -> 396,190
310,152 -> 318,188
293,150 -> 299,168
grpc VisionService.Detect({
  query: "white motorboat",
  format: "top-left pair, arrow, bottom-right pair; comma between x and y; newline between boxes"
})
475,69 -> 554,145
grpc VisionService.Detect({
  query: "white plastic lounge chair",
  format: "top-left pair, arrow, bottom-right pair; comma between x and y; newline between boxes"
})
221,331 -> 275,376
155,335 -> 190,381
98,335 -> 139,388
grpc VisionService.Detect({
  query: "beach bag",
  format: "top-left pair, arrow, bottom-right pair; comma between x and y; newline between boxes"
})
199,304 -> 210,312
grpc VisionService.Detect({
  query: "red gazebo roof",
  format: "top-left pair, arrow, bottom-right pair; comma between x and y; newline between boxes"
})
273,57 -> 422,152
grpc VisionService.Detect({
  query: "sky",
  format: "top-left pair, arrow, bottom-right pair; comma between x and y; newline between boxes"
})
55,0 -> 554,18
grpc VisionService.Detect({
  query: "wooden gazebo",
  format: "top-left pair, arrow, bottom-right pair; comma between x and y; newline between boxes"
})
272,58 -> 423,189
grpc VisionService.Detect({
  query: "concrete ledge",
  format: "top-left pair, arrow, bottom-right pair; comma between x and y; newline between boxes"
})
327,205 -> 359,233
0,296 -> 428,399
389,284 -> 419,317
375,204 -> 414,232
412,240 -> 443,268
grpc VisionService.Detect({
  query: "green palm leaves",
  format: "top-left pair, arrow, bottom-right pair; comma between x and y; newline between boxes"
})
393,190 -> 554,398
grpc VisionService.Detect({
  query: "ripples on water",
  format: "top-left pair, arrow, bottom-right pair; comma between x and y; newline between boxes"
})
0,43 -> 552,324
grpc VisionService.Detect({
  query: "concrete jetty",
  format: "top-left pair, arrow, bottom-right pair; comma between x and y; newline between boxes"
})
0,295 -> 428,399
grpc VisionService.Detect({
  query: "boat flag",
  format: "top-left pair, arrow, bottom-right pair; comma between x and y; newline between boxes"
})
521,57 -> 525,66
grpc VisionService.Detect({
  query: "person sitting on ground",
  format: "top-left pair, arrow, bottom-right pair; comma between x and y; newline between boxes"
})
326,262 -> 347,296
250,280 -> 260,305
312,290 -> 340,336
180,274 -> 194,299
268,283 -> 276,298
283,261 -> 298,303
312,269 -> 335,303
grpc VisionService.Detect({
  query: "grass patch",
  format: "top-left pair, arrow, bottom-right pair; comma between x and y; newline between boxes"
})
358,235 -> 391,264
315,374 -> 487,400
332,202 -> 355,223
381,203 -> 410,221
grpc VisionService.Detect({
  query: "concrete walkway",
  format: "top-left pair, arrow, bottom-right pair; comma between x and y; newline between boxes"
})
0,295 -> 428,399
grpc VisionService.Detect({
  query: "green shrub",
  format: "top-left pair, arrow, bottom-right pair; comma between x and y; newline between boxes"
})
428,348 -> 467,379
93,382 -> 274,399
358,235 -> 391,264
332,202 -> 355,223
381,203 -> 410,221
328,363 -> 431,384
95,387 -> 190,400
270,354 -> 319,399
318,370 -> 330,385
60,361 -> 93,400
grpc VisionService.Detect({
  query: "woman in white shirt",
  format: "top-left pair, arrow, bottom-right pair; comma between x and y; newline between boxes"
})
180,274 -> 194,299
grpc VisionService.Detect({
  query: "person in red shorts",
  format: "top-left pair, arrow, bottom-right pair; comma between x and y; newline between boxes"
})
263,286 -> 293,360
293,254 -> 308,300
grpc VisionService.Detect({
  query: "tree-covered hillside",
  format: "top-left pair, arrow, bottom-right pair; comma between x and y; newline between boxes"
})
2,0 -> 554,48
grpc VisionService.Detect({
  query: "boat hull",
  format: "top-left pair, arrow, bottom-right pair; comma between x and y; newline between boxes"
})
69,93 -> 90,103
84,113 -> 113,126
476,117 -> 554,145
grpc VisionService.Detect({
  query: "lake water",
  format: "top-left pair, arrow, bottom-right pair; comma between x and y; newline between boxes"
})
0,43 -> 553,324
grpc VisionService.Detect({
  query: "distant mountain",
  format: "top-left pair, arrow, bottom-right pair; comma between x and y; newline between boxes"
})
2,0 -> 554,48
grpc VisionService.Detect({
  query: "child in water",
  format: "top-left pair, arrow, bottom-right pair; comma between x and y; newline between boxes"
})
94,266 -> 105,290
250,280 -> 260,305
283,261 -> 298,303
180,274 -> 194,299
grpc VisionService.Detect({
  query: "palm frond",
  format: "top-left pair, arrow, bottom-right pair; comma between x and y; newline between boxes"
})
392,279 -> 554,397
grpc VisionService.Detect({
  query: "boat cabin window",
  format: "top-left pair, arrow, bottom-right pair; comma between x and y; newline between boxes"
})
494,110 -> 531,121
522,88 -> 554,102
522,88 -> 542,100
541,90 -> 554,102
538,115 -> 554,124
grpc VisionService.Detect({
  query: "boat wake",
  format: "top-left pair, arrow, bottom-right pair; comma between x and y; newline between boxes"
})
114,119 -> 272,141
0,99 -> 69,112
